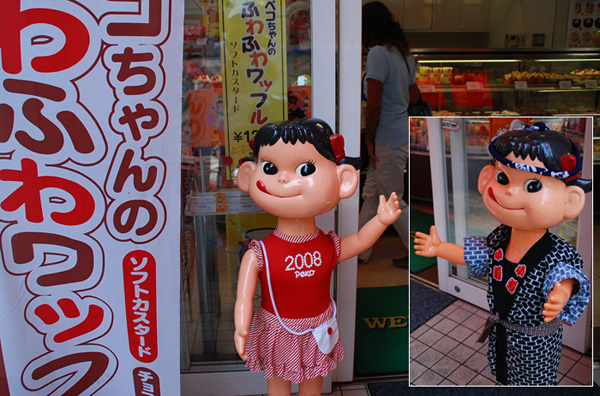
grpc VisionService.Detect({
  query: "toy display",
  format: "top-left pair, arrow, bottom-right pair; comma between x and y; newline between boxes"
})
414,124 -> 591,385
234,118 -> 401,394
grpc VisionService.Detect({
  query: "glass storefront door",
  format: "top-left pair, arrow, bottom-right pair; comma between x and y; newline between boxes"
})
179,1 -> 361,394
422,116 -> 593,353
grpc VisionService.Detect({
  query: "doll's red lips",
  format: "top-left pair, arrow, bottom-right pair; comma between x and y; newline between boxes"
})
256,180 -> 299,198
488,187 -> 520,210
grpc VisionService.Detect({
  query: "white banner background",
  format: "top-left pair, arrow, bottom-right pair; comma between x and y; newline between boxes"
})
0,1 -> 182,394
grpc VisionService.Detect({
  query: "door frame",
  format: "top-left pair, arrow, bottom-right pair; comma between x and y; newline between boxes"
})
429,118 -> 488,309
333,0 -> 362,383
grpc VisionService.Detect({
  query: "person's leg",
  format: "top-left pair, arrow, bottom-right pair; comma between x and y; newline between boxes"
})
267,377 -> 291,396
390,144 -> 409,250
373,143 -> 408,250
297,376 -> 323,396
358,162 -> 379,261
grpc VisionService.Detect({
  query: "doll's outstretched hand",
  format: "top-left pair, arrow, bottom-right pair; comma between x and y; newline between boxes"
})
234,328 -> 249,361
377,193 -> 401,226
414,225 -> 441,257
542,279 -> 573,322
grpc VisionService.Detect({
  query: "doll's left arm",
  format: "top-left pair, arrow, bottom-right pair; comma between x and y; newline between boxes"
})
339,193 -> 401,262
542,262 -> 590,324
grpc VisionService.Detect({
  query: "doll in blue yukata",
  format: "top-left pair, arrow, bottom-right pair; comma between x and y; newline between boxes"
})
414,124 -> 591,385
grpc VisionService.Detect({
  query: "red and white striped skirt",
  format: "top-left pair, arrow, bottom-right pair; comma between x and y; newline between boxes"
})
245,303 -> 345,384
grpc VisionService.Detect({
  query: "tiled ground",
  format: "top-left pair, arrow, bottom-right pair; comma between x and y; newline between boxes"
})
410,299 -> 593,386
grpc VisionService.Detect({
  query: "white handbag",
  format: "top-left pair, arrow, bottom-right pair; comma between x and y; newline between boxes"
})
260,241 -> 339,354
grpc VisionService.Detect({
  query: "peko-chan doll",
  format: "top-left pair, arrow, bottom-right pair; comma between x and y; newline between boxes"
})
235,118 -> 400,395
414,125 -> 591,385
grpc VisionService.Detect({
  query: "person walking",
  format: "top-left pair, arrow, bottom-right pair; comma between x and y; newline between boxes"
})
358,1 -> 420,266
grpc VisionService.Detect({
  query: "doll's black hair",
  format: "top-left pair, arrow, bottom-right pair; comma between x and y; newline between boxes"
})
490,127 -> 591,193
247,118 -> 361,170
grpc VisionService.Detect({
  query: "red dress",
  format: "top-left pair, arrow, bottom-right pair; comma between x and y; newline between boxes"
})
245,228 -> 345,383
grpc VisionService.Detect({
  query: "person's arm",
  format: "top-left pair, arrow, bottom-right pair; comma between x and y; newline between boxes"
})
414,225 -> 466,265
339,193 -> 401,261
234,249 -> 259,361
364,78 -> 383,168
409,83 -> 420,105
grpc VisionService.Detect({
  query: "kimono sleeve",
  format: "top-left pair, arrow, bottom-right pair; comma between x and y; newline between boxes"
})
464,236 -> 489,277
543,261 -> 590,325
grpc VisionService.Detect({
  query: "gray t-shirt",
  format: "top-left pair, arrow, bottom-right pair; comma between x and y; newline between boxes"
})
364,45 -> 416,148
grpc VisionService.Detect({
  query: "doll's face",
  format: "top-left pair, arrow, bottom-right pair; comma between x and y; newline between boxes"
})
240,139 -> 355,219
479,153 -> 577,230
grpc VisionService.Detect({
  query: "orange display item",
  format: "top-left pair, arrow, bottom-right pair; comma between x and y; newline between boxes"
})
450,72 -> 493,108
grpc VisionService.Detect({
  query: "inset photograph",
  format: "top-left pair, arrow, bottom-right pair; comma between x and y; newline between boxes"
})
409,116 -> 593,386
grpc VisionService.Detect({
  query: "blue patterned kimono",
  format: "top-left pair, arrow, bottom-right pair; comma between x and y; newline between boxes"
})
464,224 -> 590,385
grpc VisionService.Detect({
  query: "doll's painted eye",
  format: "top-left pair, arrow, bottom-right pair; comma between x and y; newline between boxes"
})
261,161 -> 278,175
296,162 -> 316,177
496,171 -> 509,185
524,178 -> 543,193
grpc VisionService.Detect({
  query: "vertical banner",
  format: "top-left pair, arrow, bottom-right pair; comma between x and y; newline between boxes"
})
0,1 -> 182,395
219,0 -> 288,177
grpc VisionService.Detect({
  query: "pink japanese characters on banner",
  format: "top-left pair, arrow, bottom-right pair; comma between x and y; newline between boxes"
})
0,1 -> 182,395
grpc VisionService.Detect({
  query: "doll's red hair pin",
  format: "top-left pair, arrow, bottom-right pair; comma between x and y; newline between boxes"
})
561,154 -> 577,172
330,135 -> 345,163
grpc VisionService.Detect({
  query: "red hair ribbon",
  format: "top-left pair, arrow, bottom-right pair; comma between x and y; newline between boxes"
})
561,154 -> 576,172
330,135 -> 345,163
562,154 -> 578,183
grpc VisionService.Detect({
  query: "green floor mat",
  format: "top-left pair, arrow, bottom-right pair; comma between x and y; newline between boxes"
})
410,208 -> 437,273
354,286 -> 408,377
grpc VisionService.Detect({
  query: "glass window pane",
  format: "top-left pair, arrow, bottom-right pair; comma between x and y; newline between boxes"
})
180,0 -> 313,370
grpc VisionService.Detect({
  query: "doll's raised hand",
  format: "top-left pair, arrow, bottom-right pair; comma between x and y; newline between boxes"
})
542,279 -> 574,322
376,192 -> 401,226
414,225 -> 441,257
339,192 -> 401,261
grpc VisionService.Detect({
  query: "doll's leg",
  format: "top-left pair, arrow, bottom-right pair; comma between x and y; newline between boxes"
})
267,377 -> 291,396
297,376 -> 323,396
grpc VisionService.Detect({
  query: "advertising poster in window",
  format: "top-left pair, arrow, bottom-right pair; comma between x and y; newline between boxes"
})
219,0 -> 288,179
0,1 -> 183,395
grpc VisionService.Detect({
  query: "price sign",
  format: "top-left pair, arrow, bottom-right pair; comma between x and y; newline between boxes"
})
559,80 -> 572,89
514,81 -> 528,90
466,81 -> 483,91
419,83 -> 436,93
